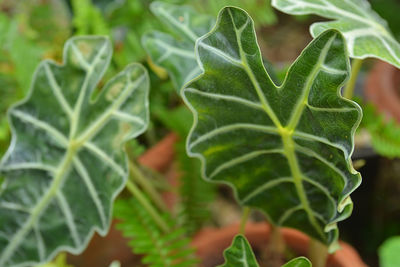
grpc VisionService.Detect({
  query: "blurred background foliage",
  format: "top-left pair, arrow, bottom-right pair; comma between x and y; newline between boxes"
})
0,0 -> 278,157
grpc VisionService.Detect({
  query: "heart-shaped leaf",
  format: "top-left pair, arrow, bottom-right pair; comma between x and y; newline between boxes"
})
183,7 -> 361,249
142,1 -> 215,91
219,234 -> 311,267
272,0 -> 400,69
0,36 -> 149,266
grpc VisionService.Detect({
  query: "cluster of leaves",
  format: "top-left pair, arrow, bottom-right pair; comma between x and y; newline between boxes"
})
114,197 -> 197,267
2,0 -> 400,266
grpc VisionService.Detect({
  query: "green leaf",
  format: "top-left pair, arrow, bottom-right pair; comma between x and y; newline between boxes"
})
183,7 -> 361,249
218,235 -> 259,267
143,1 -> 215,91
71,0 -> 110,35
379,236 -> 400,267
272,0 -> 400,69
114,197 -> 198,267
219,235 -> 311,267
0,36 -> 149,266
362,104 -> 400,158
282,257 -> 312,267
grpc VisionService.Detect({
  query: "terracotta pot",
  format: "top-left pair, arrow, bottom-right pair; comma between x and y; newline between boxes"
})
365,60 -> 400,123
68,133 -> 178,267
192,222 -> 368,267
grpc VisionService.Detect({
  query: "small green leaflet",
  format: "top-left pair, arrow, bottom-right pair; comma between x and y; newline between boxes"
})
379,236 -> 400,267
183,7 -> 361,249
272,0 -> 400,69
219,234 -> 311,267
0,36 -> 149,266
143,1 -> 215,91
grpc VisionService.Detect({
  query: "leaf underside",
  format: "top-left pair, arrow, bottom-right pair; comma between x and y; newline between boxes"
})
143,1 -> 215,91
272,0 -> 400,69
219,234 -> 311,267
183,7 -> 361,248
0,36 -> 149,266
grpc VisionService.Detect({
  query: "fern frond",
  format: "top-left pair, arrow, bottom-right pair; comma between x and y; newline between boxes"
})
362,104 -> 400,158
114,197 -> 198,267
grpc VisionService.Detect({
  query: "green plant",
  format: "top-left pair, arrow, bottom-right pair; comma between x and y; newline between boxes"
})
379,236 -> 400,267
114,197 -> 197,267
1,1 -> 400,267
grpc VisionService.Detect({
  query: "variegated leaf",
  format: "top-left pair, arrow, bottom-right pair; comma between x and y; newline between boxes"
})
183,7 -> 362,249
0,36 -> 149,266
272,0 -> 400,69
142,1 -> 215,91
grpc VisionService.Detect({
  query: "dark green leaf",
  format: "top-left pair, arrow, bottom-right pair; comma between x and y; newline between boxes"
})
183,7 -> 361,249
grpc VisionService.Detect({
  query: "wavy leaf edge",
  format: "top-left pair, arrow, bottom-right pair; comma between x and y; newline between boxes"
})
0,35 -> 149,266
182,6 -> 362,251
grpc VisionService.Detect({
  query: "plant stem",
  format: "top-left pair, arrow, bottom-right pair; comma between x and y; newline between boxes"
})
125,179 -> 170,233
129,161 -> 168,212
239,207 -> 251,235
309,238 -> 328,267
343,58 -> 363,99
269,224 -> 285,257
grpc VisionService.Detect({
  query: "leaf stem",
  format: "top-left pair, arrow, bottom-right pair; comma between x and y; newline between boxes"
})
125,179 -> 170,233
343,58 -> 363,99
269,224 -> 285,260
129,161 -> 168,212
239,207 -> 251,235
309,238 -> 328,267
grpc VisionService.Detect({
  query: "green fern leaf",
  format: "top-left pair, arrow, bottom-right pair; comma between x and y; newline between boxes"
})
114,197 -> 198,267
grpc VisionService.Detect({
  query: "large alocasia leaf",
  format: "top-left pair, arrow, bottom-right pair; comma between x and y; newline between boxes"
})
142,1 -> 215,91
272,0 -> 400,69
0,36 -> 149,266
183,7 -> 362,249
219,234 -> 311,267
